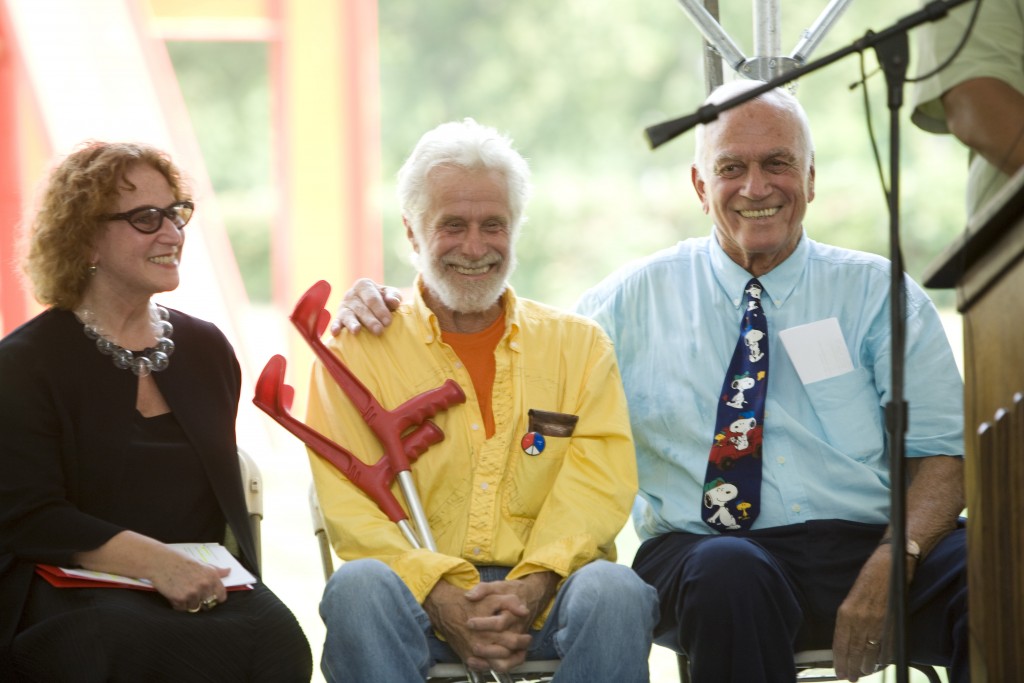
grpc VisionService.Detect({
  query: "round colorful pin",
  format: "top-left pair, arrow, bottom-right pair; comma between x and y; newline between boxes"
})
521,431 -> 545,456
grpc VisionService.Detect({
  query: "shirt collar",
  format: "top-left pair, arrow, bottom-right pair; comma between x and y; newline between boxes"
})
709,227 -> 809,309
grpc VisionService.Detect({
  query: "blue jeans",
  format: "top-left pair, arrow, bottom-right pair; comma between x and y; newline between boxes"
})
319,559 -> 658,683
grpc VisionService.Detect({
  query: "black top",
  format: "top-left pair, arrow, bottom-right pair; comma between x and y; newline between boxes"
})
0,307 -> 255,646
104,411 -> 226,544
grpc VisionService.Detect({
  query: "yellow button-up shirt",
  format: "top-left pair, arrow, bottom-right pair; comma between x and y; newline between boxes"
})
306,284 -> 637,615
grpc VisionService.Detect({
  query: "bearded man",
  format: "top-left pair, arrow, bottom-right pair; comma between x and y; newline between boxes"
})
307,118 -> 657,683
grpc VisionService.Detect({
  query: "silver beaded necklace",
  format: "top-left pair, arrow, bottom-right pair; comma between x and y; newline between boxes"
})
75,302 -> 175,377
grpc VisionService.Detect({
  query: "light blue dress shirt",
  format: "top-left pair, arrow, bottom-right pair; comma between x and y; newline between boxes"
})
575,230 -> 964,539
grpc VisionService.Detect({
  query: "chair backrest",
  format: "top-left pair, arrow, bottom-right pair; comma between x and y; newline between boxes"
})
309,482 -> 335,581
236,447 -> 263,570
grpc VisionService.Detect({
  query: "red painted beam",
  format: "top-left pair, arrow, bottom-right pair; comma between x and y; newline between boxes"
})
0,2 -> 29,334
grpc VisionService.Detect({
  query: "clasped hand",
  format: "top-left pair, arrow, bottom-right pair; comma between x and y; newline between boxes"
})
425,574 -> 557,673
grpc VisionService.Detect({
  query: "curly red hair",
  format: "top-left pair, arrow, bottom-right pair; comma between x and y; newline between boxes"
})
22,141 -> 190,309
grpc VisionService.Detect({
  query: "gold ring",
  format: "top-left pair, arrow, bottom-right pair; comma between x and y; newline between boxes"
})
187,604 -> 201,613
201,596 -> 219,610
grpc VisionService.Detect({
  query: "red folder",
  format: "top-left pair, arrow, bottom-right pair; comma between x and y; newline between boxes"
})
36,564 -> 253,591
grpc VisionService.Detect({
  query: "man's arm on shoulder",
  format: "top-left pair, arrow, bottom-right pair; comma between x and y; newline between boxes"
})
944,77 -> 1024,176
330,277 -> 403,336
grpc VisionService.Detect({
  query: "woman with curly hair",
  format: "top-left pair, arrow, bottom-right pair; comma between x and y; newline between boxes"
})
0,141 -> 312,681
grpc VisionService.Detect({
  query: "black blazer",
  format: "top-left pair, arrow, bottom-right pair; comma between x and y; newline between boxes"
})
0,307 -> 257,646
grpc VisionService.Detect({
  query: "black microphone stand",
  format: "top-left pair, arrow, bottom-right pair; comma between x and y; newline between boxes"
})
644,2 -> 971,680
875,29 -> 911,683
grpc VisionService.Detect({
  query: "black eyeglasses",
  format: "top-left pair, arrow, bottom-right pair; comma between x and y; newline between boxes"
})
101,201 -> 194,234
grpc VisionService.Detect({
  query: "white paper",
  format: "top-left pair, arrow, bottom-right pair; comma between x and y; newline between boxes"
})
778,317 -> 854,384
58,542 -> 256,588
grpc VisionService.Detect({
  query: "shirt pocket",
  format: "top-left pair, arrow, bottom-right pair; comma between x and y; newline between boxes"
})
505,434 -> 572,519
802,367 -> 883,462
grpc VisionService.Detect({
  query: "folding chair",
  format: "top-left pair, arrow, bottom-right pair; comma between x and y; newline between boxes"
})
677,649 -> 941,682
309,484 -> 559,682
225,447 -> 263,571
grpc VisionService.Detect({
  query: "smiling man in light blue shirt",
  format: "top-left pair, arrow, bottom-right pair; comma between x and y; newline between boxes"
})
579,233 -> 963,539
575,81 -> 968,683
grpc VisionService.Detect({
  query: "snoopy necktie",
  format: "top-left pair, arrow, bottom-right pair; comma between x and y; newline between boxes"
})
701,278 -> 768,532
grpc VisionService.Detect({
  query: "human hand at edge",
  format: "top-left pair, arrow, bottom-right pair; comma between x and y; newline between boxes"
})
832,546 -> 912,681
330,277 -> 403,336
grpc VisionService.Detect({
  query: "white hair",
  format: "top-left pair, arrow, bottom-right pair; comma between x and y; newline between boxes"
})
693,81 -> 814,175
397,118 -> 532,243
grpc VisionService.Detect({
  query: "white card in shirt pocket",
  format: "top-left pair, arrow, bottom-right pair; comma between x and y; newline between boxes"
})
779,317 -> 854,384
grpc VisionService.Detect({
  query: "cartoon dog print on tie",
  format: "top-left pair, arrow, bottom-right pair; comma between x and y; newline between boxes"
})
703,479 -> 742,530
726,373 -> 756,409
746,281 -> 763,308
744,328 -> 765,363
728,413 -> 757,451
744,282 -> 766,362
702,278 -> 768,532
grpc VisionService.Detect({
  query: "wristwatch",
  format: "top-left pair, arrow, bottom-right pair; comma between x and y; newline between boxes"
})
879,537 -> 921,560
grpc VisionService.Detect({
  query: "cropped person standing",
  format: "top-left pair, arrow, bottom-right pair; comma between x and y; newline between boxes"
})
309,118 -> 657,683
0,142 -> 312,682
912,0 -> 1024,216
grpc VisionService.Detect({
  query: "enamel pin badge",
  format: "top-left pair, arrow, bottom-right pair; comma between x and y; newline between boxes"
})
521,432 -> 545,456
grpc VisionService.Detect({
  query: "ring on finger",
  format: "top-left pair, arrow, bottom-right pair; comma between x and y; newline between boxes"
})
200,595 -> 219,610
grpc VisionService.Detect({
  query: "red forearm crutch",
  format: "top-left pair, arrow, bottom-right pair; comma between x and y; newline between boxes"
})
254,281 -> 514,683
253,353 -> 436,548
253,279 -> 465,550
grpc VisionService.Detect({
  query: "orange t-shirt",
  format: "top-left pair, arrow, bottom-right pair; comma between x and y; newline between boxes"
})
441,314 -> 505,438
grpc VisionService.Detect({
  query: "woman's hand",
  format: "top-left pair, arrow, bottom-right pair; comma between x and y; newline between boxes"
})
148,551 -> 230,612
72,530 -> 230,612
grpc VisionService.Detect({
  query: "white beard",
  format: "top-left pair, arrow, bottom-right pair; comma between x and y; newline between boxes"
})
418,248 -> 517,314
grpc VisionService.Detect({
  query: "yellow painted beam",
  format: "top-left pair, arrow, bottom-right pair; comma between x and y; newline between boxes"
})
276,0 -> 348,303
145,0 -> 273,40
147,0 -> 267,20
271,0 -> 381,415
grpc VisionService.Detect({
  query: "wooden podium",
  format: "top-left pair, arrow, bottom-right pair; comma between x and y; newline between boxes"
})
923,169 -> 1024,682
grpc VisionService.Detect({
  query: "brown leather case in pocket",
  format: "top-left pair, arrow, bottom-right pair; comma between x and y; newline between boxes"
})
527,409 -> 579,437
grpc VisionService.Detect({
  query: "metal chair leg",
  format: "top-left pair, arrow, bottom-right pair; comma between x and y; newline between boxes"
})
675,650 -> 941,682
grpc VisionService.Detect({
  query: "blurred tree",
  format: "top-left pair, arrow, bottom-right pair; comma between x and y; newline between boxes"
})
377,0 -> 967,308
167,41 -> 273,303
169,1 -> 969,309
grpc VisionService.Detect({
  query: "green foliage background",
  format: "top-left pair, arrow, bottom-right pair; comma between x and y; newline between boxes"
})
169,0 -> 971,310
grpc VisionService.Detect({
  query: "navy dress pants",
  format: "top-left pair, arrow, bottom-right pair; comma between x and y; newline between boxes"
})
633,519 -> 968,683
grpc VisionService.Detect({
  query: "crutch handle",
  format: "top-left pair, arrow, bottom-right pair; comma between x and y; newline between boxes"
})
288,280 -> 466,475
253,354 -> 411,526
